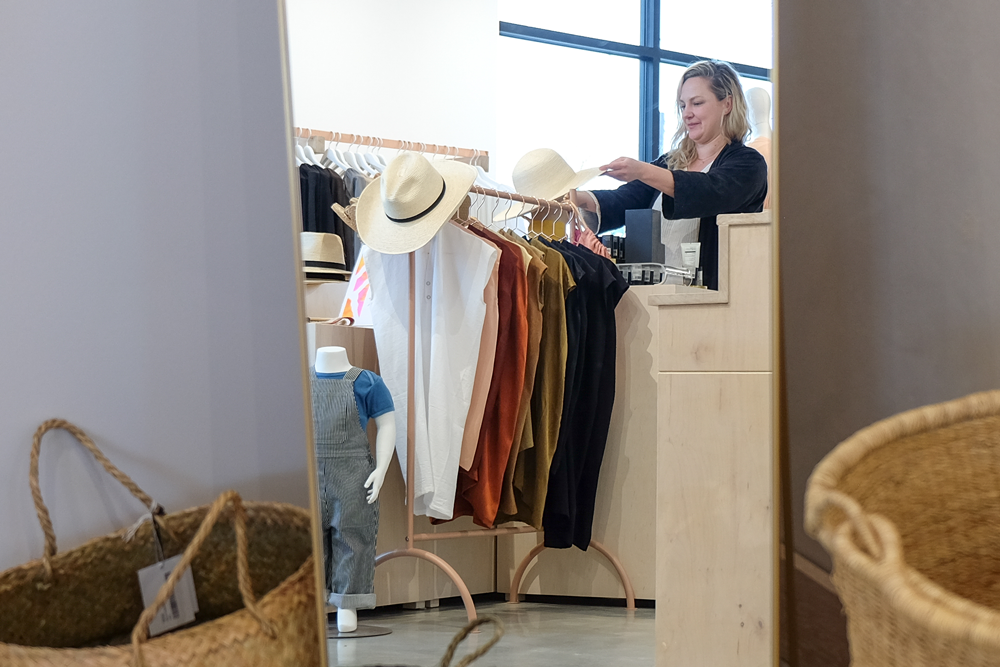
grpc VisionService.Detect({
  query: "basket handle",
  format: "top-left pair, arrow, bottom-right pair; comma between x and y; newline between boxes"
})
438,616 -> 505,667
812,489 -> 885,561
130,490 -> 277,667
30,419 -> 163,576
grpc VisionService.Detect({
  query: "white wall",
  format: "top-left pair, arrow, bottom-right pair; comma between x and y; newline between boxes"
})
285,0 -> 498,163
0,2 -> 309,570
780,0 -> 1000,569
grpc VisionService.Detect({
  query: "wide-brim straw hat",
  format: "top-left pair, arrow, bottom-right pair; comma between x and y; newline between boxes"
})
301,231 -> 352,282
356,153 -> 477,254
511,148 -> 603,201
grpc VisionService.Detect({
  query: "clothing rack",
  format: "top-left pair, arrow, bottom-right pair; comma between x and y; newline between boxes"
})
293,127 -> 489,170
344,182 -> 636,624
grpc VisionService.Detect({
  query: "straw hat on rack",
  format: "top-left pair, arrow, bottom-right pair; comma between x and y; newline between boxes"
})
301,232 -> 352,283
356,152 -> 477,254
511,148 -> 603,201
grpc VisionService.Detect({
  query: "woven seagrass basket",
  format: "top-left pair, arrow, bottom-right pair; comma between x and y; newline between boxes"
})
0,419 -> 320,666
806,390 -> 1000,666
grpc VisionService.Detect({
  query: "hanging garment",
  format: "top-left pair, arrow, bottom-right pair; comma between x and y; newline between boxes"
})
298,164 -> 357,268
445,226 -> 528,528
496,233 -> 547,519
747,136 -> 772,210
364,222 -> 498,520
542,243 -> 629,550
342,168 -> 371,199
458,235 -> 501,471
499,239 -> 574,529
539,240 -> 591,547
312,366 -> 380,609
341,167 -> 373,262
573,223 -> 611,260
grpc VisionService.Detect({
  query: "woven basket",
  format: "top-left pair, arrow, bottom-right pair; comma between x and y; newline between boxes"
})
805,390 -> 1000,666
0,419 -> 320,666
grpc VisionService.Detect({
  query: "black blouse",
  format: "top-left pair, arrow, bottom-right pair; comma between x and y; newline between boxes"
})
591,141 -> 767,290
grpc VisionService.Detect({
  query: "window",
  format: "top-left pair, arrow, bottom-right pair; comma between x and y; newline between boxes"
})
496,1 -> 771,184
499,0 -> 641,44
495,38 -> 639,192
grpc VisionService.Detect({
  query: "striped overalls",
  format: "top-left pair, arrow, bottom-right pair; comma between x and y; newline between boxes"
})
312,366 -> 378,610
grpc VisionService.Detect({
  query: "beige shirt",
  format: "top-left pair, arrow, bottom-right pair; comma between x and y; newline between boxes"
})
747,136 -> 772,209
459,232 -> 501,471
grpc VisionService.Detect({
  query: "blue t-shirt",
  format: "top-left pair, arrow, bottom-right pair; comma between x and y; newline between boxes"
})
314,369 -> 394,431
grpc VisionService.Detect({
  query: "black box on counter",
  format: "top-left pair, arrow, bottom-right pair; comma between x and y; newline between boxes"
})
624,209 -> 663,264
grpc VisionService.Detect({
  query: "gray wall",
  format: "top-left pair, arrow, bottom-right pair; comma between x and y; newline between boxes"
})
0,2 -> 309,570
779,0 -> 1000,567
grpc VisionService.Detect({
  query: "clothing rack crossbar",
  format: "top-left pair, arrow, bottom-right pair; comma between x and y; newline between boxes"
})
294,127 -> 488,163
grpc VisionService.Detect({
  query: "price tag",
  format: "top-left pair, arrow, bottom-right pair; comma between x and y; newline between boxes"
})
137,555 -> 199,637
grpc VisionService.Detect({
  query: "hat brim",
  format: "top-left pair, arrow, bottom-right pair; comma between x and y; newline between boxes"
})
553,166 -> 604,200
304,275 -> 350,284
302,266 -> 352,277
356,160 -> 477,255
514,166 -> 605,202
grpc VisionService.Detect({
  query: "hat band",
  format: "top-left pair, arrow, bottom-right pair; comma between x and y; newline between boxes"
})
304,259 -> 347,271
386,182 -> 447,223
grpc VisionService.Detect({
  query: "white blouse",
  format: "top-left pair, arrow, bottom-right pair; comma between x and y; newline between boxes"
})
363,222 -> 499,520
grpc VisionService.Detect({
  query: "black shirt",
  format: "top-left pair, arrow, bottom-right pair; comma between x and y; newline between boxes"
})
542,241 -> 629,550
591,141 -> 767,290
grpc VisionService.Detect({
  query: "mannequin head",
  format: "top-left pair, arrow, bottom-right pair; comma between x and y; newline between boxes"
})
315,346 -> 351,373
747,87 -> 773,139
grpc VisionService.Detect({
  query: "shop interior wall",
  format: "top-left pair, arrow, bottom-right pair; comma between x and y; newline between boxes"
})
0,2 -> 309,571
284,0 -> 498,169
779,0 -> 1000,569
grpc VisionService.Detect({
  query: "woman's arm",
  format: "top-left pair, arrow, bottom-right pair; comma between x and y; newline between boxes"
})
665,148 -> 767,219
602,157 -> 676,197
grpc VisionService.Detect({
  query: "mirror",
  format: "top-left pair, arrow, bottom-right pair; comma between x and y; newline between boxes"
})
0,4 -> 323,664
284,1 -> 777,665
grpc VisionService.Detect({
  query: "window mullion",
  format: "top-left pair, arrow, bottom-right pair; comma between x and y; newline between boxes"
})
639,0 -> 660,162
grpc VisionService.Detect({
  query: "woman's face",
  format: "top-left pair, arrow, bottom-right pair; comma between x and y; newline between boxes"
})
679,76 -> 733,145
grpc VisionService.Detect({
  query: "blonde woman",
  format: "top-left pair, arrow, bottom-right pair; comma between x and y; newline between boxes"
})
573,60 -> 767,290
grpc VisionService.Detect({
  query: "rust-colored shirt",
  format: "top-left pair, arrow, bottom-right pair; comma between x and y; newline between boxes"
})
503,239 -> 574,529
496,232 -> 547,519
440,226 -> 528,528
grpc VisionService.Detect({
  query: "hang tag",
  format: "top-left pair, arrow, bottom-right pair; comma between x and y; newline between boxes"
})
137,555 -> 199,637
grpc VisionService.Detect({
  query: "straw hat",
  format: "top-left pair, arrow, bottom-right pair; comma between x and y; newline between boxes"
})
301,232 -> 352,282
511,148 -> 603,201
356,153 -> 477,254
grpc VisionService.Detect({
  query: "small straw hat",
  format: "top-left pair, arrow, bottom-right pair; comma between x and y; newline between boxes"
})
356,153 -> 477,254
301,232 -> 352,282
511,148 -> 603,201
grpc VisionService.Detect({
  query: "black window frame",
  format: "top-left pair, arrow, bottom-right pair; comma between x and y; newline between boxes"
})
499,0 -> 771,162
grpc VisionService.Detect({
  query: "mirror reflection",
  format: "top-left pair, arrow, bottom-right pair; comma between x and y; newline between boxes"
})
287,1 -> 774,665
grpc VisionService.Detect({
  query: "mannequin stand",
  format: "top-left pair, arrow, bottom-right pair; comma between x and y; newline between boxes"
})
326,622 -> 392,639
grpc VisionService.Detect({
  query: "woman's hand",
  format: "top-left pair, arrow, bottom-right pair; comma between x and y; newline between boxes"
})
599,157 -> 649,183
600,157 -> 676,197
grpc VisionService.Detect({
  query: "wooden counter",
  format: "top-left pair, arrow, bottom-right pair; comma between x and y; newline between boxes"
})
650,211 -> 776,667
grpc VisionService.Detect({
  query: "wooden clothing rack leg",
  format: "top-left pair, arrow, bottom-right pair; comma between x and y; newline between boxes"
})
373,239 -> 636,624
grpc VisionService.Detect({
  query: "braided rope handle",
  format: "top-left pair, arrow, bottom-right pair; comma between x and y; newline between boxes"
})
811,488 -> 886,562
29,419 -> 161,577
131,490 -> 277,667
438,616 -> 505,667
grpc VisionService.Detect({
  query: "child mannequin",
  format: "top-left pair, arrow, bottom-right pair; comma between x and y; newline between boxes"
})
312,346 -> 395,632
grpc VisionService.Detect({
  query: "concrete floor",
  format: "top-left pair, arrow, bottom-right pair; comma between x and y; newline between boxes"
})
328,599 -> 655,666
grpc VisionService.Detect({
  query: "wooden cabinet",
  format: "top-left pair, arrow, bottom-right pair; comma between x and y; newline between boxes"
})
650,212 -> 776,667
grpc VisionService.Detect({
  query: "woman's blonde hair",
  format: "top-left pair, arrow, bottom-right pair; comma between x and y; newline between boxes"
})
666,60 -> 751,170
